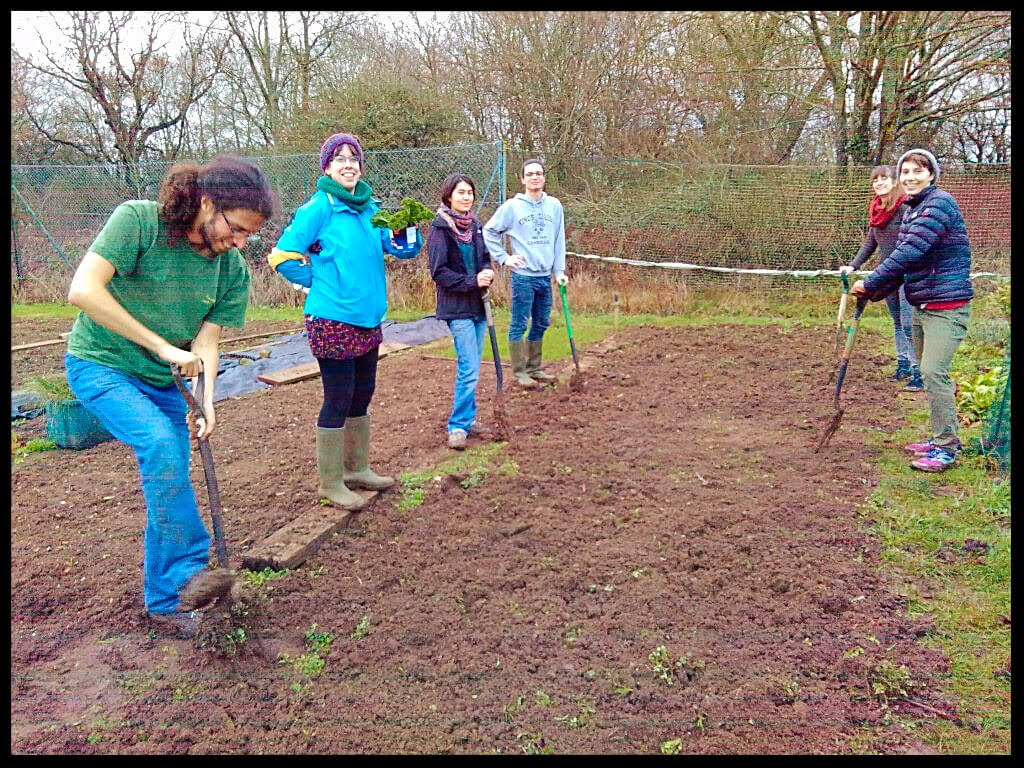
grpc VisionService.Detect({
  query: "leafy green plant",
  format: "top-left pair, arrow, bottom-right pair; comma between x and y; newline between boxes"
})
370,197 -> 434,231
24,374 -> 74,404
955,367 -> 1004,425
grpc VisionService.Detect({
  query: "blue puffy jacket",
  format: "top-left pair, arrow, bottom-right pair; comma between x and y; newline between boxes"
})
862,184 -> 973,306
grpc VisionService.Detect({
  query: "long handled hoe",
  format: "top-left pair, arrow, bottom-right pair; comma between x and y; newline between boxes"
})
816,296 -> 868,452
558,282 -> 584,390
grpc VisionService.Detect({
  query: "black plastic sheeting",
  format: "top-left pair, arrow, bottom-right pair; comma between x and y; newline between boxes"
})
12,315 -> 452,419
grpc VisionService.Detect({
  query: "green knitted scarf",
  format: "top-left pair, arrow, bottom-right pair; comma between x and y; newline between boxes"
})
317,175 -> 373,211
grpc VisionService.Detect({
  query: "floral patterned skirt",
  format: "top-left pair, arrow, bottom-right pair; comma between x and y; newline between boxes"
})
305,315 -> 382,360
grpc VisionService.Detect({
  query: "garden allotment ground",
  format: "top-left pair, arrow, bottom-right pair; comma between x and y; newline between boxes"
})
10,291 -> 1010,754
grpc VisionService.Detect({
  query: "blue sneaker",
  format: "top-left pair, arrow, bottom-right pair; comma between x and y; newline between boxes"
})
904,366 -> 925,392
911,446 -> 958,473
889,361 -> 912,381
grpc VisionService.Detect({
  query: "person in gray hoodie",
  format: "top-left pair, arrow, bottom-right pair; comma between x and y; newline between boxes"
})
483,158 -> 567,387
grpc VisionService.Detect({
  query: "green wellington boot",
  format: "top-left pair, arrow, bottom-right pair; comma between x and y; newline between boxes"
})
343,415 -> 395,490
316,427 -> 366,510
526,338 -> 557,382
508,340 -> 538,388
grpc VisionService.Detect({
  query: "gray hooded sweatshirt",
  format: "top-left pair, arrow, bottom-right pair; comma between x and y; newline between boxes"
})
483,192 -> 566,278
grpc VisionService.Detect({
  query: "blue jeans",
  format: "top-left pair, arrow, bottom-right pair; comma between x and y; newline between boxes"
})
446,317 -> 487,433
65,354 -> 211,615
885,285 -> 916,366
508,273 -> 552,342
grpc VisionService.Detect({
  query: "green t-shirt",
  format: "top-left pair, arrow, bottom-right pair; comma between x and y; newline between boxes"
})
66,200 -> 251,388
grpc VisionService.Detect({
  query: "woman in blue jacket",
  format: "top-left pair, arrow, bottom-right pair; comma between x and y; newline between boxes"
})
427,173 -> 495,450
840,165 -> 920,390
269,132 -> 420,509
852,149 -> 973,473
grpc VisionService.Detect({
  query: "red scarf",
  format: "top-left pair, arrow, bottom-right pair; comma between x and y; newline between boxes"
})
868,193 -> 906,229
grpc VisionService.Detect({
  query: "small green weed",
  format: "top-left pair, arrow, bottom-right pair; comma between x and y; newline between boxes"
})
535,690 -> 554,707
661,737 -> 684,754
279,623 -> 334,680
503,695 -> 526,722
517,732 -> 553,755
870,659 -> 914,704
242,567 -> 290,589
350,615 -> 372,639
648,645 -> 705,687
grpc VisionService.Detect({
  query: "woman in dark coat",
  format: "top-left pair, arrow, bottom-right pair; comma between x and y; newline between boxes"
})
852,148 -> 973,473
840,165 -> 920,390
427,173 -> 495,450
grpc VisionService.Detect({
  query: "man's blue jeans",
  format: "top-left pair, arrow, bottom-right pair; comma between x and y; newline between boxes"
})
65,354 -> 211,615
508,273 -> 552,342
446,317 -> 487,434
885,285 -> 917,366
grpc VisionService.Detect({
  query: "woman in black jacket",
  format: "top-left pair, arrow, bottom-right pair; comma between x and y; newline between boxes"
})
840,165 -> 920,390
852,149 -> 973,473
427,173 -> 495,450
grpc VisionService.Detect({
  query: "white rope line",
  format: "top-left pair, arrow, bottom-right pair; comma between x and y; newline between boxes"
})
566,251 -> 1009,280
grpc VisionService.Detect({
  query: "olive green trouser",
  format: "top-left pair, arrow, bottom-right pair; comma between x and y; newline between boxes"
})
911,303 -> 970,449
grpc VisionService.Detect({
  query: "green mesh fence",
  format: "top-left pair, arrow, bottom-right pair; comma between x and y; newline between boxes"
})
979,343 -> 1011,475
12,145 -> 1011,294
505,151 -> 1011,292
10,142 -> 504,286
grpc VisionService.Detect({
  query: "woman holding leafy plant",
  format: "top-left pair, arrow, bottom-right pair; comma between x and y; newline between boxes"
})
851,149 -> 973,473
268,132 -> 423,510
427,173 -> 495,450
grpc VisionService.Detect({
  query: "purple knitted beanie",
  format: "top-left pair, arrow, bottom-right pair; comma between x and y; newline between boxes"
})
319,133 -> 364,172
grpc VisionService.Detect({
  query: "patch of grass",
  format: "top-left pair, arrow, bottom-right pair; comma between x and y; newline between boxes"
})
855,346 -> 1010,753
11,302 -> 81,320
395,442 -> 508,512
12,431 -> 57,464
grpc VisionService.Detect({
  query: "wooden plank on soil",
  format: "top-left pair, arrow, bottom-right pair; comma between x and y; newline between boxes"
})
239,489 -> 378,571
378,340 -> 411,357
257,361 -> 320,386
255,341 -> 412,387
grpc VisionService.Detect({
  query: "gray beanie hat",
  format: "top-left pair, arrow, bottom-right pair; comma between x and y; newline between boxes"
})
897,148 -> 940,183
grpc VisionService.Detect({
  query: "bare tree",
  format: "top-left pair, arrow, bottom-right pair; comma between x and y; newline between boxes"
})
15,11 -> 226,187
801,10 -> 1011,165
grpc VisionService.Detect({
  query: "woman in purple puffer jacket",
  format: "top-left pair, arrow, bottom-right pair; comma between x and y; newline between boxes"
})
852,148 -> 973,473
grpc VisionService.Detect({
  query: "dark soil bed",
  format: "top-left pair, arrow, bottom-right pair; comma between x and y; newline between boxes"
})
10,320 -> 949,754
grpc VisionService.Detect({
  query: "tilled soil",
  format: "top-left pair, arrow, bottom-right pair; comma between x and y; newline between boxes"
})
10,322 -> 952,754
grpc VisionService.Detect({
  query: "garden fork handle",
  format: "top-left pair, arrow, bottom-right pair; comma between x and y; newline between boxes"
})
171,364 -> 229,568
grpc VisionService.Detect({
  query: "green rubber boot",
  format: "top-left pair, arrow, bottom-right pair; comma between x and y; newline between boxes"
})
316,427 -> 366,511
508,340 -> 538,388
343,415 -> 395,490
526,338 -> 556,382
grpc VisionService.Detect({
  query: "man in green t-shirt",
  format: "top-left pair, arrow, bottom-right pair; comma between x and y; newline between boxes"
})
64,156 -> 276,637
